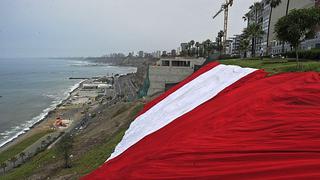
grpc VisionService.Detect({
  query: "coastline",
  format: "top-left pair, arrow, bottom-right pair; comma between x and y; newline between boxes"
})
0,62 -> 137,153
0,80 -> 84,151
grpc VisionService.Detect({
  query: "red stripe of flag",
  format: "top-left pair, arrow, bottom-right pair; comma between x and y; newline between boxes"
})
84,63 -> 320,179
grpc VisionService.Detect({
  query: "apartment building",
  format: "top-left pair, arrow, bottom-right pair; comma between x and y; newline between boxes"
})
245,0 -> 318,56
229,35 -> 242,56
269,0 -> 315,54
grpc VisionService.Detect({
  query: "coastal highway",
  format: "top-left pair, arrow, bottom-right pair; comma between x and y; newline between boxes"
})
0,130 -> 62,175
114,76 -> 122,97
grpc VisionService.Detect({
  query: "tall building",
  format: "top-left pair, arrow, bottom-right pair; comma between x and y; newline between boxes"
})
261,0 -> 271,55
230,34 -> 242,56
162,51 -> 167,57
225,39 -> 233,55
171,49 -> 177,57
269,0 -> 315,54
138,51 -> 144,58
244,0 -> 318,56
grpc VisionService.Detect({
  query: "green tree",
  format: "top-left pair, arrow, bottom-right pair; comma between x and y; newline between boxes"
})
266,0 -> 282,54
244,23 -> 265,57
58,133 -> 73,168
275,8 -> 320,64
1,162 -> 7,174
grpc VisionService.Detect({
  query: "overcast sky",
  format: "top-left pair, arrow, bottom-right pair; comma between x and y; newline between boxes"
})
0,0 -> 256,58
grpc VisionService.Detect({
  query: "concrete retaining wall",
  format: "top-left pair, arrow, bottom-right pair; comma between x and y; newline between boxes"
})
147,66 -> 194,95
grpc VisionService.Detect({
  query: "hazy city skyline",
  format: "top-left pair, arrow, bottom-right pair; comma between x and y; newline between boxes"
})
0,0 -> 255,58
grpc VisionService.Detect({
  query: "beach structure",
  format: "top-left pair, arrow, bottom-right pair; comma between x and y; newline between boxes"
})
54,117 -> 71,129
82,83 -> 112,90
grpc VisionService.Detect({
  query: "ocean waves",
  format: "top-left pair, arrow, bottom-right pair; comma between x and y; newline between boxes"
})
0,80 -> 82,148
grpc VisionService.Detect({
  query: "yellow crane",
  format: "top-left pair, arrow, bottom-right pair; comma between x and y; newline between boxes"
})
212,0 -> 234,53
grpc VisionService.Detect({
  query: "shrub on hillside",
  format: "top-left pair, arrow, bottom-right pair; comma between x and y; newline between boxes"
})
218,54 -> 241,60
283,49 -> 320,61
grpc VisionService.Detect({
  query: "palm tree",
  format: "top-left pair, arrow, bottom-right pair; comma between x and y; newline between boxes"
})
187,43 -> 191,56
239,38 -> 250,58
1,162 -> 7,174
217,31 -> 224,55
266,0 -> 282,54
190,40 -> 195,48
285,0 -> 290,15
189,40 -> 195,56
282,0 -> 290,53
244,23 -> 265,57
252,2 -> 263,23
195,42 -> 200,57
218,31 -> 224,39
10,156 -> 17,167
19,152 -> 26,162
242,12 -> 252,27
203,39 -> 212,57
199,43 -> 205,57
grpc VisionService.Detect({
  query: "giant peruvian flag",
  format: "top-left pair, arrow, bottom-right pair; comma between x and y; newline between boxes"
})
84,62 -> 320,179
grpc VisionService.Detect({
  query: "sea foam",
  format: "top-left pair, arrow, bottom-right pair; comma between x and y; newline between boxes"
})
0,80 -> 83,148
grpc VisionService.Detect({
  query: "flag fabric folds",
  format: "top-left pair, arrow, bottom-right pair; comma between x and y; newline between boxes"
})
84,62 -> 320,180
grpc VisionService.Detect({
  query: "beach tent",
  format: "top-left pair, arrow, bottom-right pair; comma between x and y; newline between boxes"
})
83,62 -> 320,179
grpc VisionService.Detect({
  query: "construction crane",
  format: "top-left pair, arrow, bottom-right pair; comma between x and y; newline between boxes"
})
212,0 -> 234,53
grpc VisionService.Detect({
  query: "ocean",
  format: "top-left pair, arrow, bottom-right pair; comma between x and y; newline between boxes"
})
0,58 -> 137,147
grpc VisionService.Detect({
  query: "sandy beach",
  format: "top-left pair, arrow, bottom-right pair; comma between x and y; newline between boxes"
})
0,83 -> 83,153
0,76 -> 115,154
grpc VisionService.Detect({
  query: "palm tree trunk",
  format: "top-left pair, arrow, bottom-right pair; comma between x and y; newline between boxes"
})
295,46 -> 299,67
266,7 -> 273,55
286,0 -> 290,15
282,0 -> 291,53
252,38 -> 255,57
197,47 -> 199,57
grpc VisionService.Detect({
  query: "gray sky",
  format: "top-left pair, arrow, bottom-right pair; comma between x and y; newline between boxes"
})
0,0 -> 256,58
